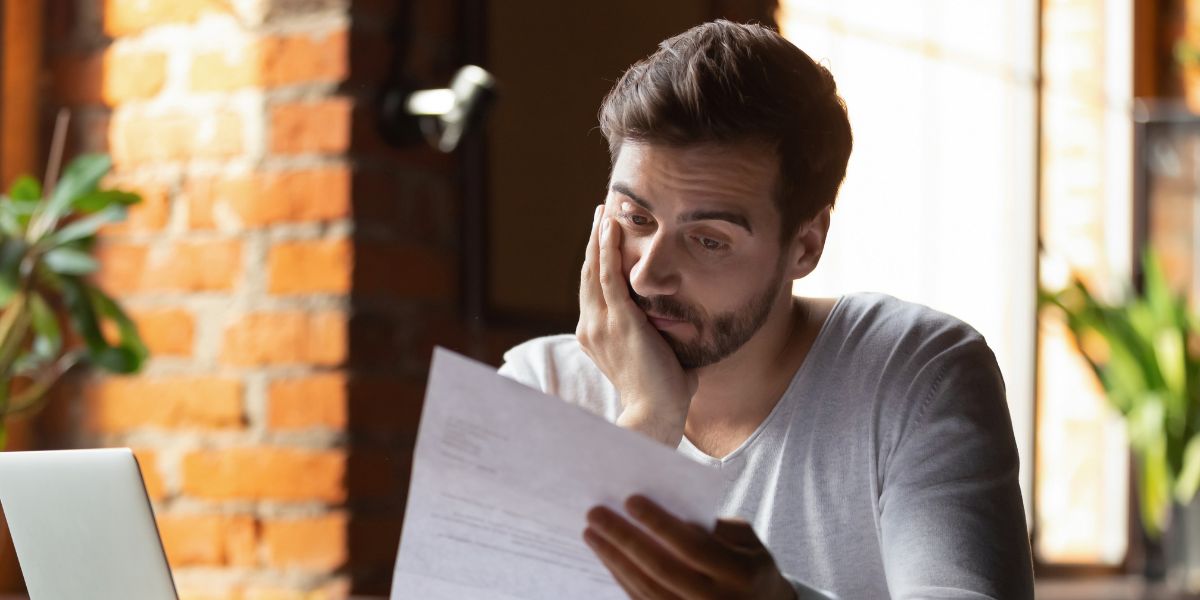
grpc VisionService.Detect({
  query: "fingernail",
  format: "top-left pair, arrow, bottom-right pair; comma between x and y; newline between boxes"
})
626,496 -> 646,518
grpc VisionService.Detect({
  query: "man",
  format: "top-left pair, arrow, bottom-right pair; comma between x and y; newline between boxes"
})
498,20 -> 1034,599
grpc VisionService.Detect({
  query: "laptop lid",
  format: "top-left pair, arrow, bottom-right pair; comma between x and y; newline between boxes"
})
0,448 -> 178,600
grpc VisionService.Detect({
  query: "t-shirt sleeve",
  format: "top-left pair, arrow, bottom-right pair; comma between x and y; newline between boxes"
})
877,340 -> 1034,599
496,342 -> 549,393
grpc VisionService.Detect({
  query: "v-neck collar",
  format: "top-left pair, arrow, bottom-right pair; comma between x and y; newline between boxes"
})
676,294 -> 847,466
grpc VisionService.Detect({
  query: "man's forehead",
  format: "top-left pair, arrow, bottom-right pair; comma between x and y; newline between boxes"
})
609,142 -> 778,212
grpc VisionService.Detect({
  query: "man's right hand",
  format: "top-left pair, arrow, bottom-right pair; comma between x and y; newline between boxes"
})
576,204 -> 697,447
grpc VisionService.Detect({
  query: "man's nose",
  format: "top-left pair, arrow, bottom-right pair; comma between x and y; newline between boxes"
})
628,232 -> 680,298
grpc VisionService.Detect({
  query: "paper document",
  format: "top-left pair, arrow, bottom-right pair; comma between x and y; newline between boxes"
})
390,348 -> 725,599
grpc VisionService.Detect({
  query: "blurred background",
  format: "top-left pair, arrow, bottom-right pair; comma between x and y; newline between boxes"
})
0,0 -> 1190,597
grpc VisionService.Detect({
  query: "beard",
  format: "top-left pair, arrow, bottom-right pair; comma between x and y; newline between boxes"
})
629,261 -> 785,369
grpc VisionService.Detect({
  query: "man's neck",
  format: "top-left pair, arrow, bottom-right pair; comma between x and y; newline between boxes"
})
686,293 -> 825,428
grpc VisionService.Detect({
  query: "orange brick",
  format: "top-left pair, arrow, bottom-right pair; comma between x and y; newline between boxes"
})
242,580 -> 351,600
157,513 -> 257,567
267,239 -> 351,295
97,180 -> 171,234
261,513 -> 347,570
189,44 -> 260,92
91,242 -> 147,294
269,98 -> 352,155
181,447 -> 347,502
267,373 -> 347,430
190,29 -> 348,92
187,168 -> 351,229
132,448 -> 167,501
55,49 -> 167,105
221,311 -> 347,366
127,308 -> 195,356
110,109 -> 243,167
261,29 -> 349,87
103,0 -> 228,36
85,376 -> 243,431
95,240 -> 242,293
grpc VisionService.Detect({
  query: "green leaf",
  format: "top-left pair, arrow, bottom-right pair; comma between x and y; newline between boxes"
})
61,276 -> 107,357
71,190 -> 140,214
1177,436 -> 1200,504
7,176 -> 41,201
0,197 -> 38,234
0,239 -> 27,305
62,277 -> 140,373
0,200 -> 22,238
1129,397 -> 1167,453
1140,437 -> 1174,538
1155,329 -> 1188,435
32,154 -> 111,238
41,247 -> 98,275
28,293 -> 61,359
86,285 -> 146,374
43,205 -> 126,248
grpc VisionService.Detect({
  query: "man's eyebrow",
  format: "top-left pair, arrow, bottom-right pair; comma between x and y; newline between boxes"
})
610,182 -> 754,234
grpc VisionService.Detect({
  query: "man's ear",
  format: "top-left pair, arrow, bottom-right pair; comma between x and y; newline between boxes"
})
783,206 -> 831,280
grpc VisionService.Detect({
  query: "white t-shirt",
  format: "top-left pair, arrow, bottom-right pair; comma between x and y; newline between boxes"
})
498,292 -> 1034,599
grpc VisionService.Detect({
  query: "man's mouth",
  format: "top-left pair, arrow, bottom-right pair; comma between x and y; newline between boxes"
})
646,313 -> 689,331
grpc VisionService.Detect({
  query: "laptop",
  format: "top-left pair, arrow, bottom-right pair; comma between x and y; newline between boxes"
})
0,448 -> 178,599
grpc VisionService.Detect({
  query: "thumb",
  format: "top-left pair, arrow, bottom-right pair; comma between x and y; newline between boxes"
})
713,518 -> 764,549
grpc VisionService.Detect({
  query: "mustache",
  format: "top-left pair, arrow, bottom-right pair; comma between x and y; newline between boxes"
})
627,284 -> 701,324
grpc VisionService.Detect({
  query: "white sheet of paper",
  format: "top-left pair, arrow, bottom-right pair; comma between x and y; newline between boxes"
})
390,347 -> 725,600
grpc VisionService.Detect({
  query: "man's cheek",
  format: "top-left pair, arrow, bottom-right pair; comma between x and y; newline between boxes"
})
620,245 -> 637,282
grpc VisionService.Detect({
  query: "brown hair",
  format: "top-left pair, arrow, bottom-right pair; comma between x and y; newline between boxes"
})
599,20 -> 853,243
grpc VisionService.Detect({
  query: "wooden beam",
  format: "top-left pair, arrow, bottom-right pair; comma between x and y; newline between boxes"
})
1,0 -> 42,188
1132,0 -> 1158,98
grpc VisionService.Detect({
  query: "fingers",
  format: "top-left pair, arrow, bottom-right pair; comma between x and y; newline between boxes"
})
586,506 -> 715,598
598,214 -> 637,312
712,518 -> 765,549
626,496 -> 753,581
584,527 -> 683,600
579,204 -> 604,311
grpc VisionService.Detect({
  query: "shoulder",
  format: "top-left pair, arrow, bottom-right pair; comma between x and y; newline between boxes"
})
499,334 -> 588,386
829,292 -> 993,375
815,293 -> 1004,426
498,334 -> 620,420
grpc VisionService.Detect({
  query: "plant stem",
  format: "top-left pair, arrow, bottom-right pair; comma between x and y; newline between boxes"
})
0,291 -> 31,376
42,109 -> 69,203
4,351 -> 80,417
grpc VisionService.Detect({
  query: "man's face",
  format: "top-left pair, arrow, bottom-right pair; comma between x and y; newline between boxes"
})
605,141 -> 789,369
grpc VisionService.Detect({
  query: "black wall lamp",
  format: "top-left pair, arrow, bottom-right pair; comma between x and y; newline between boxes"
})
379,64 -> 496,153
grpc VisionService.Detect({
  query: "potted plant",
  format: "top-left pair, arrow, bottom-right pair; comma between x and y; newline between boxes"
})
0,149 -> 148,449
1042,252 -> 1200,585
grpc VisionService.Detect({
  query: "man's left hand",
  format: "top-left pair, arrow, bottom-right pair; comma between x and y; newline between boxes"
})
584,495 -> 796,600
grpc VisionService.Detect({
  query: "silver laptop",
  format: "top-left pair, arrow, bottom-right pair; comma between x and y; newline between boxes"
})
0,448 -> 178,599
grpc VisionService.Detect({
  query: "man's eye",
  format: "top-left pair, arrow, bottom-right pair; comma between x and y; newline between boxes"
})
622,213 -> 651,226
696,237 -> 727,252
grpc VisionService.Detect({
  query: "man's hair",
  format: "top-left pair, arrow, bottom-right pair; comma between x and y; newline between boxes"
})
599,20 -> 853,243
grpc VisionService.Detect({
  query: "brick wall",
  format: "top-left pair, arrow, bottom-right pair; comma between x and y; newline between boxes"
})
27,0 -> 529,597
